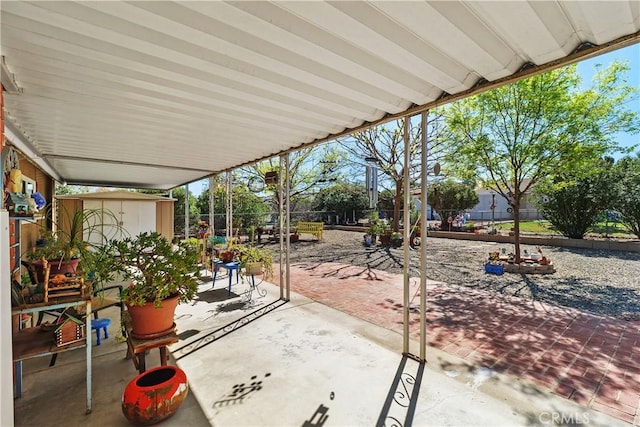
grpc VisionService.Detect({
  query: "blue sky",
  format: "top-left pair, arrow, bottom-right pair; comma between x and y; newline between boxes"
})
576,43 -> 640,155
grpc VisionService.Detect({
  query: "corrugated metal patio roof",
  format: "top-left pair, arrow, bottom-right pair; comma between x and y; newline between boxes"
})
1,1 -> 639,190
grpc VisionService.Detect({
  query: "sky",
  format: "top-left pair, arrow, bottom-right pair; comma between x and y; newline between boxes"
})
576,43 -> 640,156
188,44 -> 640,197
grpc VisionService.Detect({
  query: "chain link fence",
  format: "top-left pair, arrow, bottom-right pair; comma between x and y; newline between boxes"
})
175,208 -> 548,238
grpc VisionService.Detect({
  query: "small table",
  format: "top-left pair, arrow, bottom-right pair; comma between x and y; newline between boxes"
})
212,261 -> 240,295
123,313 -> 178,374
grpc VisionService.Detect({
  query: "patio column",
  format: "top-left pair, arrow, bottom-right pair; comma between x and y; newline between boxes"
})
226,172 -> 232,240
184,183 -> 189,239
208,175 -> 216,236
419,111 -> 428,362
285,154 -> 291,301
278,154 -> 291,301
403,117 -> 410,355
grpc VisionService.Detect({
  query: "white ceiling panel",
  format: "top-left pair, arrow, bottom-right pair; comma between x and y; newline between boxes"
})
1,1 -> 639,190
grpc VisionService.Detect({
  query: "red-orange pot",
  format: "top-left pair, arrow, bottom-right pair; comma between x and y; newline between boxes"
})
126,295 -> 179,339
122,365 -> 189,425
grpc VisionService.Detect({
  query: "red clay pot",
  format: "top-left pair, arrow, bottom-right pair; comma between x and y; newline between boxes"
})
122,365 -> 189,425
126,295 -> 179,339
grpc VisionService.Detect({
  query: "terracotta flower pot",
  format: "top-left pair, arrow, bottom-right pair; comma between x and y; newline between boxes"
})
126,295 -> 179,339
122,365 -> 189,425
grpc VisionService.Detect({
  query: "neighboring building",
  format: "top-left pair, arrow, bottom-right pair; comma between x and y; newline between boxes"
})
468,180 -> 541,222
411,180 -> 542,224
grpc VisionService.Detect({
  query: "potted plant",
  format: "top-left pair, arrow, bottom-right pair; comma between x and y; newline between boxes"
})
390,232 -> 403,247
108,232 -> 200,339
366,212 -> 382,243
378,220 -> 392,245
28,207 -> 121,283
218,237 -> 240,263
237,244 -> 274,279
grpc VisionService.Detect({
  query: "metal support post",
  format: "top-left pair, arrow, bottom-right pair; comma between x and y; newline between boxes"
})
226,172 -> 232,240
284,154 -> 291,301
419,111 -> 428,362
278,156 -> 285,300
209,175 -> 216,236
184,183 -> 189,239
403,116 -> 411,355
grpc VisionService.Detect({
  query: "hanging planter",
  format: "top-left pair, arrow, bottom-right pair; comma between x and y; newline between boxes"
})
122,365 -> 189,425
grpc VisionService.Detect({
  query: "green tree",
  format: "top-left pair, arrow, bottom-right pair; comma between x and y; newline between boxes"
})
339,113 -> 448,232
196,185 -> 270,232
312,183 -> 369,222
428,179 -> 479,219
240,145 -> 347,214
535,158 -> 617,238
612,154 -> 640,238
172,187 -> 199,236
445,61 -> 638,261
55,183 -> 90,195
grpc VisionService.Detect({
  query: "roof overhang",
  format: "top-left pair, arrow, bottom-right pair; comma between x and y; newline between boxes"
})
2,1 -> 639,190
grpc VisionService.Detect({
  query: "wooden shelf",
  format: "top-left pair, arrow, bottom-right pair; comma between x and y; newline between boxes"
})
12,327 -> 86,361
12,297 -> 92,412
12,295 -> 90,314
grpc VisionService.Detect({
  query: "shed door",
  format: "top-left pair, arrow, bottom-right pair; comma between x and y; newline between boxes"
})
120,201 -> 156,238
83,200 -> 156,242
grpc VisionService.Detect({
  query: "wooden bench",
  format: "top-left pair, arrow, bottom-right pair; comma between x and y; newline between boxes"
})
296,221 -> 324,241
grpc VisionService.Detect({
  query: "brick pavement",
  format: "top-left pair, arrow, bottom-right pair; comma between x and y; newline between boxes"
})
272,261 -> 640,425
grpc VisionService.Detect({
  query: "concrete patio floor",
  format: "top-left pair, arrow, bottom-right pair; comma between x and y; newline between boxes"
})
12,263 -> 638,426
273,261 -> 640,425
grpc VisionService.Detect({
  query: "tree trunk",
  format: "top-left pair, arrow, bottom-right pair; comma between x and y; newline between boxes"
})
513,200 -> 522,263
393,186 -> 402,232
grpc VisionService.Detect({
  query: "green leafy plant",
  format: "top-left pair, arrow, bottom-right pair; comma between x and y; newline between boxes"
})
29,207 -> 121,264
237,244 -> 274,279
378,220 -> 391,236
109,232 -> 201,307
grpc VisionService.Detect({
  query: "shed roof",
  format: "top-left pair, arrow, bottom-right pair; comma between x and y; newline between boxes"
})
55,190 -> 174,202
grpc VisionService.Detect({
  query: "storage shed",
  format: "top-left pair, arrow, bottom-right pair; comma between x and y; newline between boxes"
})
56,191 -> 175,243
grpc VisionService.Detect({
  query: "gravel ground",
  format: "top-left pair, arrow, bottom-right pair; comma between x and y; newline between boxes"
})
268,229 -> 640,319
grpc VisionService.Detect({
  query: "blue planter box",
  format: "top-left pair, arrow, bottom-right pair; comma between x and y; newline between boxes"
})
484,263 -> 504,275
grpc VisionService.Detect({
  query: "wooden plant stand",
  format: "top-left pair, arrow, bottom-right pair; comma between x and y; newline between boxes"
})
123,312 -> 179,374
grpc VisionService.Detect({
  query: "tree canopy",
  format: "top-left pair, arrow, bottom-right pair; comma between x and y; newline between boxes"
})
428,179 -> 479,219
312,183 -> 369,223
196,183 -> 270,232
339,113 -> 448,231
612,154 -> 640,238
535,158 -> 617,239
240,145 -> 346,213
445,61 -> 639,260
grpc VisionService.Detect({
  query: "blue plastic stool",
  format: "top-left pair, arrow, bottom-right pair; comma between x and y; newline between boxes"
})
212,261 -> 240,295
92,318 -> 111,346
